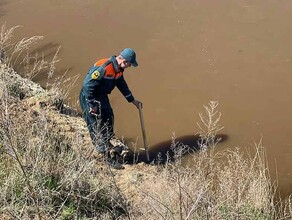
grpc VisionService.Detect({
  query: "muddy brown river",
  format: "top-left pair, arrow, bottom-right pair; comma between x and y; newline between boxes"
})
1,0 -> 292,197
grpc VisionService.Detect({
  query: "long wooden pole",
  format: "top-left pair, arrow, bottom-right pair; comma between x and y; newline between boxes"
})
138,104 -> 150,162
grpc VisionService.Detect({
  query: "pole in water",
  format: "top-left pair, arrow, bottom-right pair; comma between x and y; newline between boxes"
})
138,104 -> 150,162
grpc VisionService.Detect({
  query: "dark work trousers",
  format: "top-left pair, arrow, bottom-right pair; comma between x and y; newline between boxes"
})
79,90 -> 114,153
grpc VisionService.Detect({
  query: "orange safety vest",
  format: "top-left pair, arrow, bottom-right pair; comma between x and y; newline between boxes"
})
94,58 -> 123,79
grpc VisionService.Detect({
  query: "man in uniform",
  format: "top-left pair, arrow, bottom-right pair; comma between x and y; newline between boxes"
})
79,48 -> 142,169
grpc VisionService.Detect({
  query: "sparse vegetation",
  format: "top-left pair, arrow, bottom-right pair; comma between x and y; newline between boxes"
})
122,102 -> 278,219
0,24 -> 291,219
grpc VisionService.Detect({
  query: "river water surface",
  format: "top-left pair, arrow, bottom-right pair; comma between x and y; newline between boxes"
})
1,0 -> 292,197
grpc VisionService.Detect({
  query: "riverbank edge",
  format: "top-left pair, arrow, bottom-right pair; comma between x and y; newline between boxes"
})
1,60 -> 291,219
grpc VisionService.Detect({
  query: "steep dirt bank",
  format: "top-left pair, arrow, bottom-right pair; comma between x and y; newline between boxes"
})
0,61 -> 156,205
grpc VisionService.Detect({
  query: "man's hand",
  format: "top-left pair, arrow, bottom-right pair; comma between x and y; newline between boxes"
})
132,99 -> 142,109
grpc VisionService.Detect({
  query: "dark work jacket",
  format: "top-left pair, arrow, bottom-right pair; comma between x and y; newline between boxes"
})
81,56 -> 134,109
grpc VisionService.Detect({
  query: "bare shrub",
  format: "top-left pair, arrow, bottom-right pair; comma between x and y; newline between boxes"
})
0,23 -> 21,62
0,23 -> 43,68
197,100 -> 224,149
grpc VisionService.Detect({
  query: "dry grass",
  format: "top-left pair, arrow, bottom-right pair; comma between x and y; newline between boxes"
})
124,102 -> 281,220
0,23 -> 291,219
0,24 -> 129,219
0,74 -> 131,219
0,24 -> 79,113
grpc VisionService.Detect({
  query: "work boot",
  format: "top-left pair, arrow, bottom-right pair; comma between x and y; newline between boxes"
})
96,146 -> 107,154
106,159 -> 124,170
95,142 -> 108,154
102,152 -> 124,170
109,137 -> 127,148
109,137 -> 131,163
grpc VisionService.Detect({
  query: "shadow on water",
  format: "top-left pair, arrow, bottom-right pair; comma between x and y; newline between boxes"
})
125,134 -> 228,165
